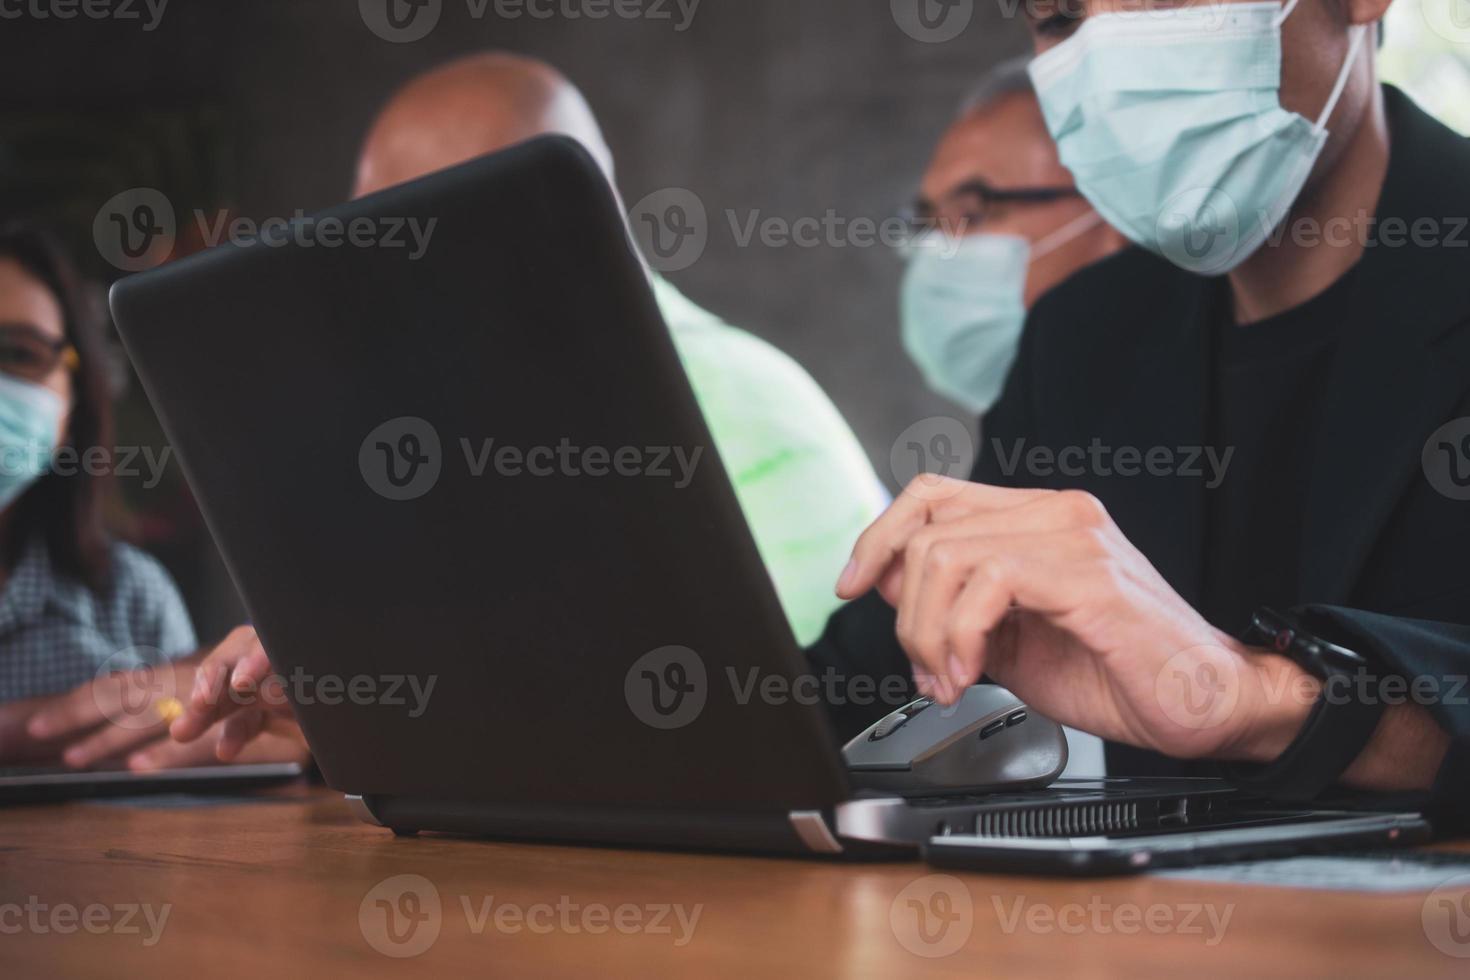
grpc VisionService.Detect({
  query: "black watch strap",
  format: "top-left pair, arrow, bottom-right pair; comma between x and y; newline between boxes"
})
1221,608 -> 1387,802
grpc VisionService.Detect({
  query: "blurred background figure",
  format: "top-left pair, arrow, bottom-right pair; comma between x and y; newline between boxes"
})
0,223 -> 195,703
0,223 -> 307,772
900,57 -> 1126,416
354,51 -> 889,646
0,222 -> 193,765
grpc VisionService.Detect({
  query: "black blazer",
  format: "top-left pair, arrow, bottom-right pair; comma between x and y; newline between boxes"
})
811,87 -> 1470,830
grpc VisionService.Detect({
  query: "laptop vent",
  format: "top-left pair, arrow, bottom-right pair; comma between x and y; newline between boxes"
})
975,802 -> 1140,838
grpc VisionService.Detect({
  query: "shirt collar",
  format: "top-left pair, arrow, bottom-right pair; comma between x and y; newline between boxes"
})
647,273 -> 727,335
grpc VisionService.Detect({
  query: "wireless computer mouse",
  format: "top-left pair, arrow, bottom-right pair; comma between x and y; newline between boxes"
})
842,686 -> 1068,796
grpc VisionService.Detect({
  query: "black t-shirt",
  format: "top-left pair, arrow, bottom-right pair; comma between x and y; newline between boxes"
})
1201,267 -> 1359,635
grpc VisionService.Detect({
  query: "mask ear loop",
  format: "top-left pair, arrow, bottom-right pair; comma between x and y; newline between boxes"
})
1273,0 -> 1370,134
1031,209 -> 1106,260
1314,24 -> 1370,132
1272,0 -> 1304,28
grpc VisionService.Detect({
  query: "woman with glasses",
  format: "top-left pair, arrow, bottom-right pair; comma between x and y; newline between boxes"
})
0,224 -> 310,772
0,222 -> 200,765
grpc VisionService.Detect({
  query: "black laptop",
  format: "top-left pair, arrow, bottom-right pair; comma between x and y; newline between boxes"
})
0,763 -> 305,805
105,136 -> 1428,866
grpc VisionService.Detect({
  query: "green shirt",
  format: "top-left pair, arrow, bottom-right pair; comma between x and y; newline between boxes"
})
651,275 -> 889,646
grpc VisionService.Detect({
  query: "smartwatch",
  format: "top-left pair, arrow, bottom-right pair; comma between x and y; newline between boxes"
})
1221,608 -> 1387,802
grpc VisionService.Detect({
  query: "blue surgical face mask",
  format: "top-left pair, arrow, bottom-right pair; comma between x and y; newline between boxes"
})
900,210 -> 1102,415
0,374 -> 64,510
1029,0 -> 1369,275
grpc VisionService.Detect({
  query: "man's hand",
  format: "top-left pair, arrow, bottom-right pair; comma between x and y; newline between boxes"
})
836,478 -> 1315,762
165,626 -> 307,764
14,657 -> 200,769
0,697 -> 73,766
127,726 -> 309,772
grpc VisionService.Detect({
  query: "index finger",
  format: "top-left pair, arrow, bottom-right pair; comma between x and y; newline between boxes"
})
169,655 -> 233,743
837,479 -> 1047,600
170,630 -> 273,743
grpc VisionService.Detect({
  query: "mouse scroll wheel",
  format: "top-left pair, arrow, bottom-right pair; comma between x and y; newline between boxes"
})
868,712 -> 911,741
904,698 -> 934,717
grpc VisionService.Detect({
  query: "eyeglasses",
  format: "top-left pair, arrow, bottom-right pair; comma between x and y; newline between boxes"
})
902,178 -> 1082,239
0,324 -> 79,384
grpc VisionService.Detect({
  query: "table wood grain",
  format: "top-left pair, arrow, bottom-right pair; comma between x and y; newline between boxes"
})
0,786 -> 1464,978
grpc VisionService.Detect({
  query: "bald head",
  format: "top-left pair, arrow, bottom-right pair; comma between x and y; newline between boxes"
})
352,51 -> 615,199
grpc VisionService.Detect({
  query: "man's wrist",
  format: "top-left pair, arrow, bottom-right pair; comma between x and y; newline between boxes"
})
1219,640 -> 1320,764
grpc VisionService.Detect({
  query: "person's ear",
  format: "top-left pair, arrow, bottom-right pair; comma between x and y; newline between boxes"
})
1343,0 -> 1392,27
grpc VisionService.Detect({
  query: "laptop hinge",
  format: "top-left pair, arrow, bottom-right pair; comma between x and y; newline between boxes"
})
789,810 -> 843,854
344,794 -> 383,827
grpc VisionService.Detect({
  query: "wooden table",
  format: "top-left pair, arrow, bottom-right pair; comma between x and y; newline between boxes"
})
1,786 -> 1465,978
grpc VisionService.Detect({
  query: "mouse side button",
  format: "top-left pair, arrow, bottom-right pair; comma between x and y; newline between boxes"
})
868,712 -> 911,741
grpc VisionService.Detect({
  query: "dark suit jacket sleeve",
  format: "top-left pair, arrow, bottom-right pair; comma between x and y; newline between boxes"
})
1291,606 -> 1470,831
